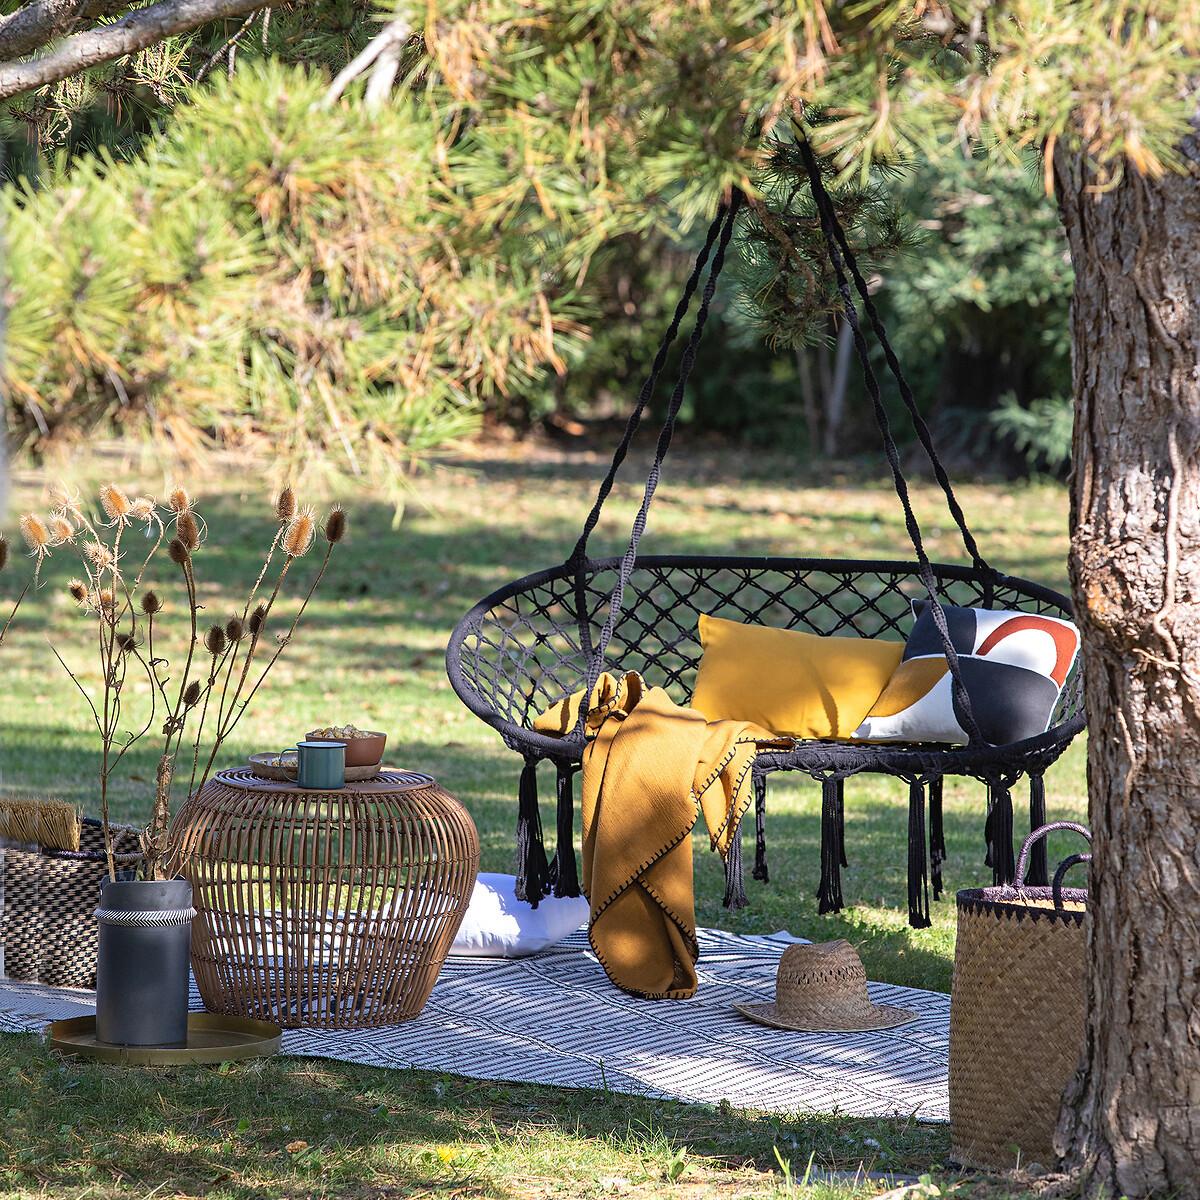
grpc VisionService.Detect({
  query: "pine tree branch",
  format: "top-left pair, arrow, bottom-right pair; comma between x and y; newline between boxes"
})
0,0 -> 88,61
0,0 -> 286,100
323,16 -> 409,107
0,0 -> 173,60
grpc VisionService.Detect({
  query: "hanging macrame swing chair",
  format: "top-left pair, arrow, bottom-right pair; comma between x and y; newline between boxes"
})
446,143 -> 1085,929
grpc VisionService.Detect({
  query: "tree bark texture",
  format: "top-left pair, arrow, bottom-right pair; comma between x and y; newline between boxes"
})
0,0 -> 279,100
1054,137 -> 1200,1197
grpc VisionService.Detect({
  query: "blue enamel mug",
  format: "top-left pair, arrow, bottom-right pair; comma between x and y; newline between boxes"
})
289,739 -> 346,789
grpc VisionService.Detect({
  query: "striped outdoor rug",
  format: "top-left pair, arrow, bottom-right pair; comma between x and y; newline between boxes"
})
0,928 -> 949,1120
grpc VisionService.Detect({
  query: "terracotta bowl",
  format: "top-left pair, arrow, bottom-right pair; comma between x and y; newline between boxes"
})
306,730 -> 386,768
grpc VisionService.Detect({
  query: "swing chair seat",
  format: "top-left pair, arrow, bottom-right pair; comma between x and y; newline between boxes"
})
447,553 -> 1084,927
447,553 -> 1084,776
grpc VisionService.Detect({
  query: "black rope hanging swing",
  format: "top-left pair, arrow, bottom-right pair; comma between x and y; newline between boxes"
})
446,143 -> 1085,929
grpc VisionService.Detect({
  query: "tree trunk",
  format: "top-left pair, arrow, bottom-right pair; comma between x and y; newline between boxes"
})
1053,139 -> 1200,1196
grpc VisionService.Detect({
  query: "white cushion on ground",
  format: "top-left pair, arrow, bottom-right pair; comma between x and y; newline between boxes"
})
452,873 -> 590,957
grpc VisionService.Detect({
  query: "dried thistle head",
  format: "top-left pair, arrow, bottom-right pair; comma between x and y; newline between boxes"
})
48,515 -> 75,545
248,603 -> 268,637
177,510 -> 201,552
204,625 -> 227,656
116,632 -> 137,654
283,509 -> 315,558
130,497 -> 157,522
20,514 -> 51,557
141,590 -> 163,616
276,488 -> 297,524
324,506 -> 347,545
68,579 -> 88,605
0,536 -> 8,572
49,485 -> 85,522
182,681 -> 202,708
84,539 -> 115,570
167,538 -> 190,566
99,484 -> 132,522
169,488 -> 191,514
97,587 -> 115,612
225,616 -> 245,643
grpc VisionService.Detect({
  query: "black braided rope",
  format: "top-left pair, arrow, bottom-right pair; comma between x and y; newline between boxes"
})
569,196 -> 744,743
567,207 -> 729,664
796,138 -> 993,580
795,141 -> 983,745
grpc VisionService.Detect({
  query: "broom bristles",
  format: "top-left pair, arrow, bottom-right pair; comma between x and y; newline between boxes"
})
0,796 -> 81,851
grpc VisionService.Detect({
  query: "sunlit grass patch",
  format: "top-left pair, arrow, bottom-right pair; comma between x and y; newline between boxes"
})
0,440 -> 1076,1198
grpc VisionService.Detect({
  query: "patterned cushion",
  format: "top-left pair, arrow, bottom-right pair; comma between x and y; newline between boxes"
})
852,602 -> 1080,746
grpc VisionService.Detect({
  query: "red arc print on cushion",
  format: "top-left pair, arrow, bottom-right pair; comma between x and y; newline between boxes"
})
976,616 -> 1077,686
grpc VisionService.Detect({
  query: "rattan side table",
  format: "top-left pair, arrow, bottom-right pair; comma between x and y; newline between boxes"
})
170,768 -> 479,1029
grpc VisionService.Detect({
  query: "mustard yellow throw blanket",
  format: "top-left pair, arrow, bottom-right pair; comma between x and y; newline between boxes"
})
534,672 -> 782,999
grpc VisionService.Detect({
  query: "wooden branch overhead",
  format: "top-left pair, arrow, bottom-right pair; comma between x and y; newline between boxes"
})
0,0 -> 125,60
0,0 -> 281,100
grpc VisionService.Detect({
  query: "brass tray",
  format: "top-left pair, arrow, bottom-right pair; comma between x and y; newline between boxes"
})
47,1013 -> 282,1065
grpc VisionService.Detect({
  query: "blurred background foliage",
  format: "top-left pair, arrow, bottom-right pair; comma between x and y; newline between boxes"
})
0,1 -> 1075,496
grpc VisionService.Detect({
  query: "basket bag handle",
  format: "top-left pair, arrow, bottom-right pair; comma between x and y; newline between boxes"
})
1051,853 -> 1092,910
1015,820 -> 1091,910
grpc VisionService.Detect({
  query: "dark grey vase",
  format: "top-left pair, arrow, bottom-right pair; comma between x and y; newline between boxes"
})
95,877 -> 195,1048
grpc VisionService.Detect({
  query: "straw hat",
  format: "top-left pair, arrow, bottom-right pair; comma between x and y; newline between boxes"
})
734,940 -> 917,1032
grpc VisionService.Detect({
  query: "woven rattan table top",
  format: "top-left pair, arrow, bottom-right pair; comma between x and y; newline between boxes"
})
212,766 -> 436,795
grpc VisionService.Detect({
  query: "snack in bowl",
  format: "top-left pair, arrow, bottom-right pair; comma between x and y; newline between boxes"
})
306,725 -> 386,768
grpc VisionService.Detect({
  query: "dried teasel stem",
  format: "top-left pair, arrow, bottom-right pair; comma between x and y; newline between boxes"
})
99,484 -> 132,523
0,535 -> 36,651
276,487 -> 297,523
20,514 -> 51,561
48,515 -> 76,545
223,531 -> 339,738
283,508 -> 316,558
50,487 -> 346,882
248,602 -> 268,637
177,511 -> 201,552
324,505 -> 347,545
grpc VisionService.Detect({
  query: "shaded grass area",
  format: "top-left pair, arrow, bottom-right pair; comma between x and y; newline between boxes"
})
0,1038 -> 953,1198
0,441 -> 1078,1197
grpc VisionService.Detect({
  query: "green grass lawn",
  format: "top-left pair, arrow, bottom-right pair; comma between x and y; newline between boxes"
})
0,441 -> 1081,1199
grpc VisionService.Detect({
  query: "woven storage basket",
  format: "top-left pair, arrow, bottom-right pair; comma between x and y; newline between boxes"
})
1,817 -> 142,988
949,821 -> 1090,1171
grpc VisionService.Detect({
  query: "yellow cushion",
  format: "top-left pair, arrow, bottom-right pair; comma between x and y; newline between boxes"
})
690,615 -> 904,739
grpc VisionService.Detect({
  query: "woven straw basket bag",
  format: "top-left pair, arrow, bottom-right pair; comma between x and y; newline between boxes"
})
1,817 -> 142,988
949,821 -> 1090,1171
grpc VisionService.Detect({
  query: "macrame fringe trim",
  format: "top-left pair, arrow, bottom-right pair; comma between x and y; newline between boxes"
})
516,758 -> 551,907
723,829 -> 748,910
816,778 -> 844,915
907,781 -> 931,929
1027,774 -> 1049,886
985,784 -> 1016,886
548,763 -> 582,898
752,774 -> 769,883
929,775 -> 946,901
